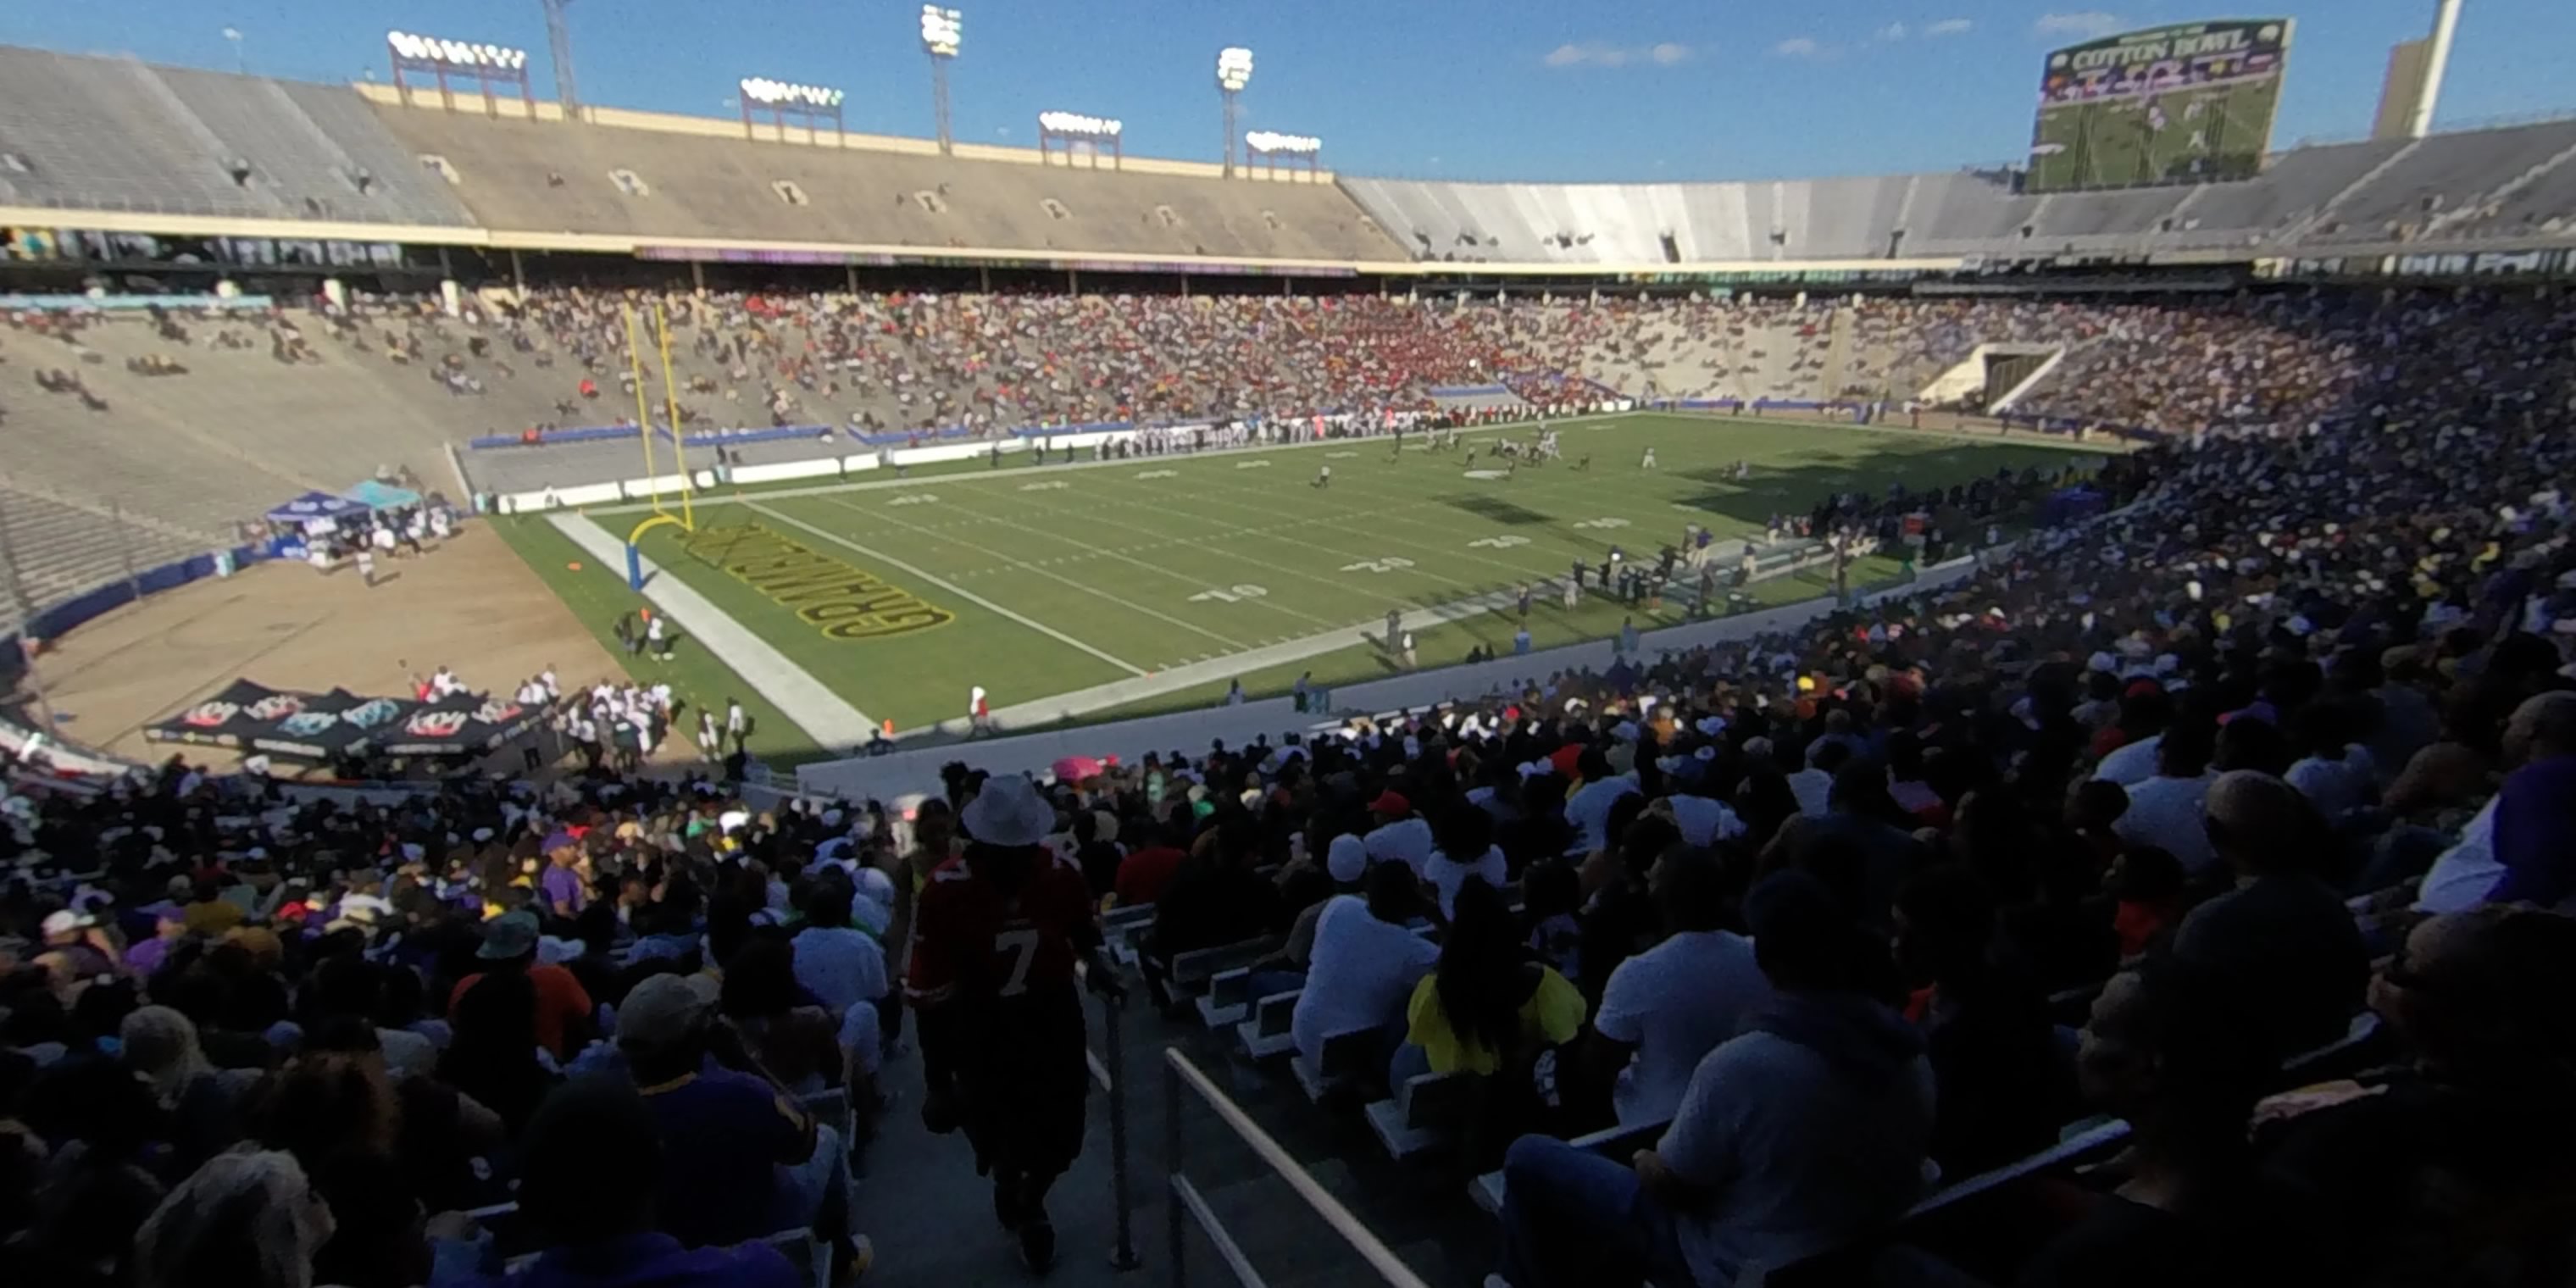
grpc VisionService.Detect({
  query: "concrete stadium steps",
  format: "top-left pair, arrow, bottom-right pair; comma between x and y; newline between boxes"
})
53,322 -> 425,497
0,47 -> 472,226
2309,119 -> 2576,243
370,105 -> 1405,263
0,486 -> 213,629
1619,308 -> 1835,402
0,350 -> 297,537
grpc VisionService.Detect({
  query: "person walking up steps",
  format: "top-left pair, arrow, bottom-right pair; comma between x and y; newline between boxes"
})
911,776 -> 1124,1273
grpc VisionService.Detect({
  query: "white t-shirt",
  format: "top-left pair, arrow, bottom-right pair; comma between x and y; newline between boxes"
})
1594,930 -> 1770,1126
2113,772 -> 2218,874
1784,769 -> 1833,819
793,924 -> 890,1015
1564,774 -> 1641,855
1291,896 -> 1439,1064
1424,845 -> 1507,919
1665,794 -> 1747,848
1363,817 -> 1435,874
2286,747 -> 2378,819
1661,1024 -> 1935,1285
2415,796 -> 2502,914
2092,734 -> 2164,787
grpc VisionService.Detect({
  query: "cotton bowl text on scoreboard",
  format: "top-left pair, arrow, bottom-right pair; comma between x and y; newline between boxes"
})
2025,18 -> 2292,194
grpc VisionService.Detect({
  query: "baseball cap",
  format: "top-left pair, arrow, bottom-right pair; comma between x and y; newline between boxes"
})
1368,790 -> 1411,817
41,909 -> 95,938
541,830 -> 576,852
478,910 -> 541,960
617,973 -> 718,1051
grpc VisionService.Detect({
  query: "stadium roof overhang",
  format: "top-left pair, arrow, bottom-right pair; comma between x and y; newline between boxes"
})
0,204 -> 496,251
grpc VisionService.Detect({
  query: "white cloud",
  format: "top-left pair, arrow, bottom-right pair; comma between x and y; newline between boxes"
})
1545,40 -> 1696,68
2034,12 -> 2124,39
1925,17 -> 1974,37
1875,22 -> 1909,42
1773,36 -> 1823,58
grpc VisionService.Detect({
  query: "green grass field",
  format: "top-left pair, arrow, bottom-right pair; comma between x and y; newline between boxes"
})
499,414 -> 2100,761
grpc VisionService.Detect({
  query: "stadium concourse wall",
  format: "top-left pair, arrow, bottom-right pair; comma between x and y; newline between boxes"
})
786,548 -> 1999,808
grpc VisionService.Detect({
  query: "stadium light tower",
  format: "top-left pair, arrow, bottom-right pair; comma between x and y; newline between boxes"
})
1216,47 -> 1252,178
921,6 -> 962,155
541,0 -> 580,114
2409,0 -> 2463,138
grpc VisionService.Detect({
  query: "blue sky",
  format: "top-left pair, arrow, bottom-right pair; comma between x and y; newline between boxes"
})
13,0 -> 2574,180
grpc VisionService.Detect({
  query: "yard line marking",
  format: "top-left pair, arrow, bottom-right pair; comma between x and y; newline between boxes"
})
806,494 -> 1259,651
944,487 -> 1357,628
745,502 -> 1148,677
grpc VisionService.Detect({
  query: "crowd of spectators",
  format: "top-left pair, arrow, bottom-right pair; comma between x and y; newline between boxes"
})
3,281 -> 2575,1285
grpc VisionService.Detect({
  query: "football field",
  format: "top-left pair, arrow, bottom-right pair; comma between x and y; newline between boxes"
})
2028,76 -> 2279,189
500,413 -> 2101,758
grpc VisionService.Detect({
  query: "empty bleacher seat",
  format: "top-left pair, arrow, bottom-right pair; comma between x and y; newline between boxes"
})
1363,1069 -> 1474,1160
1235,987 -> 1301,1060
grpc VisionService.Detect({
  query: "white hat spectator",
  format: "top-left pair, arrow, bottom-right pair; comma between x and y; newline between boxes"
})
963,774 -> 1054,847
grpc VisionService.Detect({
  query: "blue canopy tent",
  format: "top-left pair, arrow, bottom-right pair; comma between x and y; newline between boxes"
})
264,491 -> 369,560
265,491 -> 369,526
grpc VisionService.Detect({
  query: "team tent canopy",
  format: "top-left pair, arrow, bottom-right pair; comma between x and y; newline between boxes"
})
343,480 -> 424,510
144,678 -> 548,763
264,491 -> 370,530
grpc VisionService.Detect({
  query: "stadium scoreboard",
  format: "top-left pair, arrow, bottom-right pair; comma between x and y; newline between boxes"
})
2026,19 -> 2291,193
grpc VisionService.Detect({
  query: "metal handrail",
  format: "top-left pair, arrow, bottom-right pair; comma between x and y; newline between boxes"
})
1161,1046 -> 1430,1288
1078,958 -> 1142,1272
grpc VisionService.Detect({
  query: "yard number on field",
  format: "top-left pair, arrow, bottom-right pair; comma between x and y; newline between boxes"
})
1137,469 -> 1178,480
1188,585 -> 1270,603
1468,535 -> 1531,549
1236,460 -> 1273,470
886,493 -> 938,507
1574,518 -> 1632,530
1019,480 -> 1069,491
1341,558 -> 1416,574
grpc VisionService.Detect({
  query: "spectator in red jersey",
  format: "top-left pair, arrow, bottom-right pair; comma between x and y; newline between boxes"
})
908,775 -> 1123,1273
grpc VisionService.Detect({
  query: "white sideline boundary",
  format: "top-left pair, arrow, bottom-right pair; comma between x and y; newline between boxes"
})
545,514 -> 881,751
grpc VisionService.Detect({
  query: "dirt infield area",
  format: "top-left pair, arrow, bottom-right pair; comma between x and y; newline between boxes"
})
29,525 -> 625,767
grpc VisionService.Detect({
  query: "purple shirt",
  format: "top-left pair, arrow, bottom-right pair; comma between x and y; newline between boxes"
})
541,864 -> 587,916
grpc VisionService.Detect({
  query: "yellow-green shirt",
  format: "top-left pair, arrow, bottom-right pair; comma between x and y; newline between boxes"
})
1405,965 -> 1585,1076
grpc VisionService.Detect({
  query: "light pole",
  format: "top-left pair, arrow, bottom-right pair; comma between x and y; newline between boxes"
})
542,0 -> 580,114
222,27 -> 245,74
1216,47 -> 1252,178
921,5 -> 961,155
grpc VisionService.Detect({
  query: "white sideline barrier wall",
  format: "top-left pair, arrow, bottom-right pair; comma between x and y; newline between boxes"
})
495,430 -> 1150,513
713,458 -> 844,488
790,549 -> 1998,804
497,481 -> 625,513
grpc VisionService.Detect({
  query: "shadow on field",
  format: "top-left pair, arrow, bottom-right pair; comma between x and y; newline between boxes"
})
1437,494 -> 1556,526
